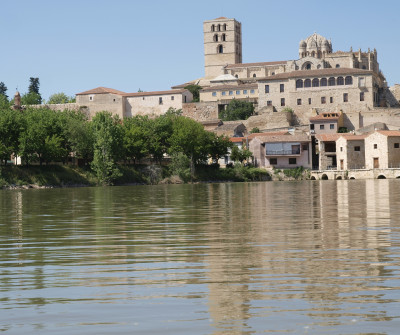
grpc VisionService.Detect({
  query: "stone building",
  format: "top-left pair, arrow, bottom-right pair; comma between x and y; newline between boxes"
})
76,87 -> 192,119
364,130 -> 400,169
310,111 -> 344,135
336,135 -> 367,170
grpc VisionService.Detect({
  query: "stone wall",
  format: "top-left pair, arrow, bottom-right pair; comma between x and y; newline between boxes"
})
182,102 -> 218,121
244,107 -> 293,131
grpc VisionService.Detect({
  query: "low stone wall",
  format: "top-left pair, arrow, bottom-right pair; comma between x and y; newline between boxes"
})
311,168 -> 400,180
182,102 -> 218,121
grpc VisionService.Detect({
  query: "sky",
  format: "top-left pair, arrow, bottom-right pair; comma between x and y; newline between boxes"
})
1,0 -> 400,101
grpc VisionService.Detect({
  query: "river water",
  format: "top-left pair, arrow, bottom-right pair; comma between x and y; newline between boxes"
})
0,180 -> 399,334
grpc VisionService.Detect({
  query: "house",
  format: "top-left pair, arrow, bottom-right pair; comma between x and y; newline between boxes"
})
249,132 -> 311,168
336,134 -> 367,170
310,111 -> 344,135
364,130 -> 400,169
315,134 -> 341,170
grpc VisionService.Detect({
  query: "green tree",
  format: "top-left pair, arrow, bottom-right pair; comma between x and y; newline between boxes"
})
91,112 -> 123,185
0,108 -> 21,165
123,115 -> 151,164
21,92 -> 42,105
230,145 -> 252,163
28,77 -> 42,104
219,99 -> 254,121
207,133 -> 232,163
0,82 -> 8,98
250,127 -> 260,133
184,84 -> 202,102
48,92 -> 75,104
0,94 -> 9,108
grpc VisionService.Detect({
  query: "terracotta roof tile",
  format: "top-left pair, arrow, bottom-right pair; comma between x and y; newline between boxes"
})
256,133 -> 310,143
230,137 -> 244,143
123,89 -> 187,97
376,130 -> 400,137
247,131 -> 288,139
257,68 -> 374,81
339,134 -> 367,140
316,134 -> 342,142
215,16 -> 228,20
226,61 -> 287,69
76,87 -> 126,95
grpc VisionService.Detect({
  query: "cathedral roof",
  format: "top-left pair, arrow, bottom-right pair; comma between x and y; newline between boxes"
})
304,32 -> 331,49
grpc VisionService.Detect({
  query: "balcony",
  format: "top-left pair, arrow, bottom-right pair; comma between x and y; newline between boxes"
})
266,149 -> 300,156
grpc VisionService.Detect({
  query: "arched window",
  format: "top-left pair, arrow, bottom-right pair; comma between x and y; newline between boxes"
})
345,76 -> 353,85
311,51 -> 315,57
217,24 -> 221,31
296,79 -> 303,88
223,24 -> 227,31
336,64 -> 340,68
317,51 -> 322,58
217,45 -> 223,53
235,74 -> 238,78
211,25 -> 215,32
320,78 -> 327,86
213,34 -> 218,42
337,76 -> 344,85
312,78 -> 319,87
328,77 -> 336,86
222,33 -> 226,41
253,74 -> 256,78
306,63 -> 311,70
304,79 -> 311,88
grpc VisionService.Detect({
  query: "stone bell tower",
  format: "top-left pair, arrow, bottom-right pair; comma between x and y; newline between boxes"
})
203,17 -> 242,79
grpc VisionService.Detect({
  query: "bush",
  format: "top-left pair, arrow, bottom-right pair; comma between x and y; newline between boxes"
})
283,166 -> 305,180
169,152 -> 191,183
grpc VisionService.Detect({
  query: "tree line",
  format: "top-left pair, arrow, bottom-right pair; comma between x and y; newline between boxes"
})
0,106 -> 233,184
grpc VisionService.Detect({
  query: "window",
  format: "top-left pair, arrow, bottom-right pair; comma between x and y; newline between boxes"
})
222,33 -> 226,41
320,78 -> 327,86
270,158 -> 277,165
243,90 -> 248,94
235,74 -> 238,78
267,100 -> 272,106
374,144 -> 377,149
281,98 -> 285,106
236,90 -> 240,95
217,24 -> 221,31
308,98 -> 312,104
212,92 -> 217,97
320,125 -> 325,130
359,77 -> 365,87
395,143 -> 400,148
343,93 -> 348,102
354,146 -> 361,151
330,124 -> 334,129
312,78 -> 319,87
159,97 -> 163,104
229,91 -> 233,95
306,63 -> 311,70
271,72 -> 275,75
250,89 -> 255,94
222,91 -> 226,96
362,65 -> 366,69
296,79 -> 303,88
171,96 -> 174,100
297,98 -> 302,105
289,158 -> 297,164
142,97 -> 145,100
340,147 -> 343,152
304,79 -> 311,88
337,76 -> 344,85
321,96 -> 326,104
253,74 -> 256,78
265,85 -> 269,93
223,24 -> 227,31
89,95 -> 94,101
345,76 -> 353,85
328,77 -> 336,86
330,97 -> 333,103
302,144 -> 308,150
280,84 -> 284,92
213,34 -> 219,42
360,92 -> 365,101
211,24 -> 215,32
310,124 -> 315,130
336,64 -> 340,68
217,44 -> 223,53
113,98 -> 116,102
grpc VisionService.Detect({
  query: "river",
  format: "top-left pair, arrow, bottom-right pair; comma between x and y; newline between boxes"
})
1,180 -> 399,334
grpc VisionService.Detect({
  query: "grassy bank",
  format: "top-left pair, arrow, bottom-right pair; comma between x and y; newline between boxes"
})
0,164 -> 271,189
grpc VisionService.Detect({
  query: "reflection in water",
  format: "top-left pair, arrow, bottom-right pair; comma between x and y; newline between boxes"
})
0,180 -> 399,334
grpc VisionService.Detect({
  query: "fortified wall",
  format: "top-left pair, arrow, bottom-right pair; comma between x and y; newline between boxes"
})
182,102 -> 219,121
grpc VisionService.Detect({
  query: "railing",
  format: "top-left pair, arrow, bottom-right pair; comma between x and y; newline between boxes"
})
266,149 -> 300,155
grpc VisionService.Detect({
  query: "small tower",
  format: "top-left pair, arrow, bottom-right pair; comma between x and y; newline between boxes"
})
203,17 -> 242,78
13,91 -> 21,110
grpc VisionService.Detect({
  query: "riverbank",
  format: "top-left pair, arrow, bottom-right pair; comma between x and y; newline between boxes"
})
0,164 -> 272,189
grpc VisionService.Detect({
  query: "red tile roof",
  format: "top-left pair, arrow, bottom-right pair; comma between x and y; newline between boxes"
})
339,134 -> 367,140
377,130 -> 400,137
123,89 -> 187,97
255,133 -> 310,143
226,61 -> 287,69
247,131 -> 288,140
230,137 -> 244,143
316,134 -> 342,142
257,68 -> 374,81
76,87 -> 126,95
310,112 -> 341,121
215,16 -> 228,20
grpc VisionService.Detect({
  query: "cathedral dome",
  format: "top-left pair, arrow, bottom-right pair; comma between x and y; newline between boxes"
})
299,32 -> 332,58
299,40 -> 306,48
305,33 -> 329,49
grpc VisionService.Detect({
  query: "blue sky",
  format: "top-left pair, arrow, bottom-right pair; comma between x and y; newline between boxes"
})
1,0 -> 399,101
